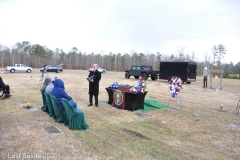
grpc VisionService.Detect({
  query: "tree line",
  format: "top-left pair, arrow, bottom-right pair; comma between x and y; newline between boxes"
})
0,41 -> 240,76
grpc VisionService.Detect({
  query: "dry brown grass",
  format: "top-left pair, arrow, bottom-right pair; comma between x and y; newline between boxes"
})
0,68 -> 239,160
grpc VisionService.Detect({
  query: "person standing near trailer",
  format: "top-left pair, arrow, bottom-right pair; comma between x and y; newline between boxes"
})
203,67 -> 210,88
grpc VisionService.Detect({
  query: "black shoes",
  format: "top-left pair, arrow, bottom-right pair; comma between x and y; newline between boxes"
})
88,104 -> 99,107
2,94 -> 11,99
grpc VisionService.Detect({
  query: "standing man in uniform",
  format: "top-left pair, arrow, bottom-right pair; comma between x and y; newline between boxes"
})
203,67 -> 210,88
87,64 -> 101,107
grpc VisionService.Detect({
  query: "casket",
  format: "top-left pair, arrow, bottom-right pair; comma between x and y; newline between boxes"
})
118,85 -> 132,92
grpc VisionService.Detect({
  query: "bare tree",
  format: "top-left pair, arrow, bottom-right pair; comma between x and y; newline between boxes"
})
0,45 -> 10,68
173,46 -> 186,61
2,41 -> 239,77
116,53 -> 121,71
217,44 -> 227,68
212,44 -> 227,69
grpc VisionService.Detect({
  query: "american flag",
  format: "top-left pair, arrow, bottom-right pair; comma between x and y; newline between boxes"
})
213,62 -> 218,66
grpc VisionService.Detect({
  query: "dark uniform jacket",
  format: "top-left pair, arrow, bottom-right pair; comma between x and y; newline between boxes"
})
88,70 -> 101,96
0,77 -> 6,88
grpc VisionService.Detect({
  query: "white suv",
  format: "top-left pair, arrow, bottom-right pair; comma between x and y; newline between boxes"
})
89,67 -> 106,74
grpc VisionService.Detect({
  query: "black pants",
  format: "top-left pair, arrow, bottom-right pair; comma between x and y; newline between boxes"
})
203,76 -> 207,88
2,85 -> 10,95
89,94 -> 98,106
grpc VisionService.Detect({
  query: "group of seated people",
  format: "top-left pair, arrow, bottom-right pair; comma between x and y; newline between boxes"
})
41,77 -> 77,110
41,77 -> 89,130
0,76 -> 12,99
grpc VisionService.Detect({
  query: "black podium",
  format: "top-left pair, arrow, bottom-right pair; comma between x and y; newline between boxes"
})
105,87 -> 147,111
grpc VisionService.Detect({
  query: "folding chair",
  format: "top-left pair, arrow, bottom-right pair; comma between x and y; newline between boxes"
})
62,98 -> 89,130
40,89 -> 49,113
49,95 -> 68,125
44,92 -> 56,119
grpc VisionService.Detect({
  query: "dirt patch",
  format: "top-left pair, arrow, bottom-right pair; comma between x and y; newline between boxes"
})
122,128 -> 150,140
133,112 -> 150,118
44,126 -> 63,134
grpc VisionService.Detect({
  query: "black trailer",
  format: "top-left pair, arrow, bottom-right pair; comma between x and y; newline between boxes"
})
159,62 -> 197,84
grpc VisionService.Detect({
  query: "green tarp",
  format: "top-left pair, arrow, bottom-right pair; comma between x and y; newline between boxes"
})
139,99 -> 168,112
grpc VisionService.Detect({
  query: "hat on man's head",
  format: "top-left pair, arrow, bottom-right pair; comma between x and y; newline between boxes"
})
204,67 -> 207,70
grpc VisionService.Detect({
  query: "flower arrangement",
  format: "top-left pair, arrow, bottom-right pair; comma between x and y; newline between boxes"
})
169,77 -> 181,98
130,76 -> 146,93
21,102 -> 31,109
138,76 -> 146,89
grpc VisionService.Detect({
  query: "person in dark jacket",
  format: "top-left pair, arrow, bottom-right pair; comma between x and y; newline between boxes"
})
41,64 -> 47,77
0,76 -> 11,98
51,79 -> 77,110
87,64 -> 101,107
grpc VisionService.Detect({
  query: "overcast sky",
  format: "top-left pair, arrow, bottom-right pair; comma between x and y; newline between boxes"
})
0,0 -> 239,64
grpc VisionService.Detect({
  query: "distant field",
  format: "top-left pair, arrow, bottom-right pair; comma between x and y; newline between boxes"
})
0,68 -> 239,159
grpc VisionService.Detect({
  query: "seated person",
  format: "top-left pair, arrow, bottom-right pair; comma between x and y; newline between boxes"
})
51,79 -> 77,110
45,77 -> 57,94
45,80 -> 54,94
41,77 -> 52,91
0,76 -> 11,98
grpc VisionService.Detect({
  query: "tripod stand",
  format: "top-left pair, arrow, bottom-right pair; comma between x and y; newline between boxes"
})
38,71 -> 49,89
166,93 -> 182,110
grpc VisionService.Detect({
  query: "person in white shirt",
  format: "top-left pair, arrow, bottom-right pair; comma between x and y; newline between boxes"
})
45,80 -> 54,94
202,67 -> 210,88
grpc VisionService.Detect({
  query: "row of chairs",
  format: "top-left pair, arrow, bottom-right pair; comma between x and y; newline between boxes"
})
40,89 -> 89,130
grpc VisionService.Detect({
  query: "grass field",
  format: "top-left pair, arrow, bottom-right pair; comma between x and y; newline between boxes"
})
0,68 -> 239,160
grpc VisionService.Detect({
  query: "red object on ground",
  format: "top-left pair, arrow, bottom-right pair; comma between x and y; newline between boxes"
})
220,105 -> 223,110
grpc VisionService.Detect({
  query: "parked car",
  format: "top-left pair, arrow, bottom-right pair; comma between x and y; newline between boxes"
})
40,65 -> 63,73
5,64 -> 32,73
89,67 -> 106,74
